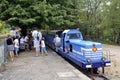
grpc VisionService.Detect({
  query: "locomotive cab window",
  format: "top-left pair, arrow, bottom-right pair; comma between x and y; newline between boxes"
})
67,33 -> 80,39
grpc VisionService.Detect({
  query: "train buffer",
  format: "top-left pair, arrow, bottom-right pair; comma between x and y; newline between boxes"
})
1,48 -> 91,80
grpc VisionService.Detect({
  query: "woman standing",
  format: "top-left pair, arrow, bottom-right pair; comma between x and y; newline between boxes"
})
6,35 -> 14,61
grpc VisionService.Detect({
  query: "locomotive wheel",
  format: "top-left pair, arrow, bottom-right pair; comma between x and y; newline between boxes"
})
87,68 -> 98,74
93,68 -> 98,74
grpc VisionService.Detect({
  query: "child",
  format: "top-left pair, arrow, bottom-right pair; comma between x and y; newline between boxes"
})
40,37 -> 48,56
14,36 -> 19,56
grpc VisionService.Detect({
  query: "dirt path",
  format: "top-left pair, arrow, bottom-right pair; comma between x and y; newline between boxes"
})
102,44 -> 120,79
0,44 -> 120,80
0,49 -> 91,80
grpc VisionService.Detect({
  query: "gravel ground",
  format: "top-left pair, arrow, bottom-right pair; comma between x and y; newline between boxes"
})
101,44 -> 120,80
0,44 -> 120,80
0,49 -> 91,80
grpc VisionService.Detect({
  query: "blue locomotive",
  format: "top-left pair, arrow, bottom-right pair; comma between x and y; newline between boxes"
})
44,29 -> 111,74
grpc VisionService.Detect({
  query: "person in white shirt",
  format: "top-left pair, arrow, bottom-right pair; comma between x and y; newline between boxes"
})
20,36 -> 25,50
25,34 -> 29,51
14,36 -> 19,56
13,27 -> 21,40
38,31 -> 42,41
53,35 -> 61,51
20,36 -> 25,44
41,37 -> 48,56
32,27 -> 41,56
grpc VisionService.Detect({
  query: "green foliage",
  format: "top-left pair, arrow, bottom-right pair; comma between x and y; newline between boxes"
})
0,0 -> 81,29
0,0 -> 120,45
101,0 -> 120,44
0,20 -> 9,34
19,18 -> 36,25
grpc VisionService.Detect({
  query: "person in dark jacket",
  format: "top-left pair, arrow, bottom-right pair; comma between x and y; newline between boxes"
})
6,35 -> 14,61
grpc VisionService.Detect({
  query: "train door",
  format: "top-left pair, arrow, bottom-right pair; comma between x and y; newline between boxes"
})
62,33 -> 66,52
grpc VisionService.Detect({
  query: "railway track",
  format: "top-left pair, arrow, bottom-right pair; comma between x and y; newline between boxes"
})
70,60 -> 110,80
57,51 -> 110,80
89,74 -> 110,80
68,59 -> 110,80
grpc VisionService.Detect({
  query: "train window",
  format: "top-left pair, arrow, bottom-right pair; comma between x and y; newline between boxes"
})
67,33 -> 80,39
47,32 -> 55,37
57,31 -> 63,37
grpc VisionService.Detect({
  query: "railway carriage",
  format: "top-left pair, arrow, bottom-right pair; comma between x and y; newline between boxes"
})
44,29 -> 111,74
43,30 -> 62,49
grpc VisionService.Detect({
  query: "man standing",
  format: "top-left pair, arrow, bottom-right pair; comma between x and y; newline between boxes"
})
13,27 -> 21,40
53,35 -> 61,51
32,27 -> 42,56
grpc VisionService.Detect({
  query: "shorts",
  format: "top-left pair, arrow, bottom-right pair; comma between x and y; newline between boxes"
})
41,47 -> 46,52
7,45 -> 14,51
55,43 -> 61,47
14,47 -> 19,52
34,41 -> 40,48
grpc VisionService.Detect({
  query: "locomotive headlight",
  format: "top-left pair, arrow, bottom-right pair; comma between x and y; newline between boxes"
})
92,44 -> 97,52
87,58 -> 91,63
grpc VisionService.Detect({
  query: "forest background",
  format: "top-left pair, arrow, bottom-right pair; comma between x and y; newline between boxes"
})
0,0 -> 120,45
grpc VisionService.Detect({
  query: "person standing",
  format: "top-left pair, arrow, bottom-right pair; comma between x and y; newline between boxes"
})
6,35 -> 14,61
20,36 -> 25,50
13,27 -> 21,40
14,36 -> 19,57
41,37 -> 48,56
24,34 -> 29,51
53,35 -> 61,51
38,30 -> 42,52
32,27 -> 42,56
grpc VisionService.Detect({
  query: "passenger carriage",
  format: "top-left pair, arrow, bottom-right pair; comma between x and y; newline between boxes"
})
43,30 -> 62,49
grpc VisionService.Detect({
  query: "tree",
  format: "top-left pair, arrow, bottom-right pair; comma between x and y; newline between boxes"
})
0,20 -> 9,34
0,0 -> 81,30
102,0 -> 120,44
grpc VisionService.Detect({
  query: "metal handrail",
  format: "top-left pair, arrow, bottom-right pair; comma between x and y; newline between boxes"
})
102,50 -> 110,60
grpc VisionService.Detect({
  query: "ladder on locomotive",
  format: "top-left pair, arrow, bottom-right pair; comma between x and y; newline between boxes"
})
102,50 -> 111,60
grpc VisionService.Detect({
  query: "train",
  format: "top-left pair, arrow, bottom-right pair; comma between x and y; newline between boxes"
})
43,29 -> 111,74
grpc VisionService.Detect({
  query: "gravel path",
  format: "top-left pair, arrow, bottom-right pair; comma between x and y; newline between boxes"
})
0,44 -> 120,80
102,44 -> 120,79
0,49 -> 91,80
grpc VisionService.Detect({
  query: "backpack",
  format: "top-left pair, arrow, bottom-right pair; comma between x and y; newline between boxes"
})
37,33 -> 39,40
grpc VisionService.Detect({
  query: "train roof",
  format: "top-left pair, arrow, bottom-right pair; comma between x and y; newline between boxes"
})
48,30 -> 63,32
63,29 -> 80,34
